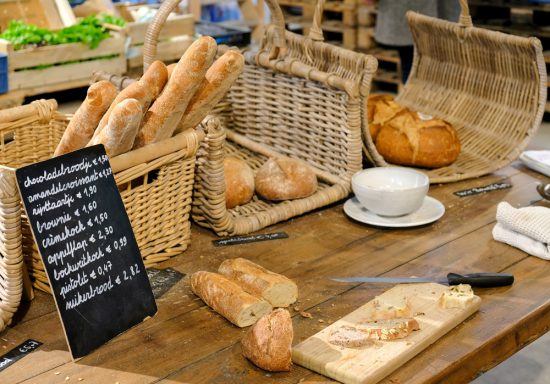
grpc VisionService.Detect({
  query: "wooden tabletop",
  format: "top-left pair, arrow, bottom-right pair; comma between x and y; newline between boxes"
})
2,161 -> 550,384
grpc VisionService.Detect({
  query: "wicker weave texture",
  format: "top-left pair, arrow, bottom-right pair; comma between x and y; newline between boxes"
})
0,100 -> 201,294
363,2 -> 547,183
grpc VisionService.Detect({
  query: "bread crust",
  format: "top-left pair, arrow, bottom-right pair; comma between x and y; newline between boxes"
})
255,157 -> 318,201
367,94 -> 404,140
241,309 -> 293,371
134,36 -> 217,148
218,258 -> 298,307
88,98 -> 143,157
54,80 -> 117,156
190,271 -> 272,328
92,60 -> 168,141
223,157 -> 255,209
175,49 -> 244,133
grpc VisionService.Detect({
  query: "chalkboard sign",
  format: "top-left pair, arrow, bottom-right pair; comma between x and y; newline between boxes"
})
16,145 -> 157,359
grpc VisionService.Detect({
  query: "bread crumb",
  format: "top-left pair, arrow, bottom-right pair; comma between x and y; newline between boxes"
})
55,372 -> 61,375
293,306 -> 300,312
300,311 -> 313,318
78,379 -> 83,382
65,377 -> 70,381
414,312 -> 425,316
318,319 -> 325,323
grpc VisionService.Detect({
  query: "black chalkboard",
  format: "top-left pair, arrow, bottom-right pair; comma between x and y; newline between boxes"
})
16,145 -> 157,359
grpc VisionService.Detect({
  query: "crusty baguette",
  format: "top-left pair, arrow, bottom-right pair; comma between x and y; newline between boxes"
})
134,36 -> 217,148
53,80 -> 117,156
241,309 -> 293,372
218,258 -> 298,308
174,49 -> 244,133
167,63 -> 177,78
92,60 -> 168,141
88,98 -> 142,157
190,271 -> 272,328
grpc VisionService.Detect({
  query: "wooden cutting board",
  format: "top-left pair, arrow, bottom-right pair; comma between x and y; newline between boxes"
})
292,283 -> 481,384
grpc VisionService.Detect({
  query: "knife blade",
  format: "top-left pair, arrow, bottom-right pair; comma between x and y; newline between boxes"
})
331,272 -> 514,288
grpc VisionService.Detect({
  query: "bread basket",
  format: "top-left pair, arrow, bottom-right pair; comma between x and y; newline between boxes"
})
148,0 -> 377,236
0,100 -> 203,294
364,0 -> 547,183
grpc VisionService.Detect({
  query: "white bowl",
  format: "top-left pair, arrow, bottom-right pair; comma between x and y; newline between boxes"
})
351,167 -> 429,217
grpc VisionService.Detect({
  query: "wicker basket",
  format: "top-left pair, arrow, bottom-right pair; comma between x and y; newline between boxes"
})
137,0 -> 377,236
0,100 -> 203,294
363,0 -> 547,183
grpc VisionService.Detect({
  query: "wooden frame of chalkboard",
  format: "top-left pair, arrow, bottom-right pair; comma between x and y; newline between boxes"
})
15,145 -> 157,359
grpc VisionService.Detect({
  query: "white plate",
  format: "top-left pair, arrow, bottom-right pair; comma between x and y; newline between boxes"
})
343,196 -> 445,228
520,150 -> 550,178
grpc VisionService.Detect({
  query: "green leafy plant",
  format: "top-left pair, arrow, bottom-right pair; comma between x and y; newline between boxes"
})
0,15 -> 122,50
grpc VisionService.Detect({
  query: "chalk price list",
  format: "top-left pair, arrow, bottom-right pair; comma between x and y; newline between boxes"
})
21,154 -> 139,311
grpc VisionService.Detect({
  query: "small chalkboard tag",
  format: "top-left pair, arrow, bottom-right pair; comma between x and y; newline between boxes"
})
15,145 -> 157,360
212,231 -> 289,247
454,182 -> 512,197
0,339 -> 42,372
147,268 -> 185,299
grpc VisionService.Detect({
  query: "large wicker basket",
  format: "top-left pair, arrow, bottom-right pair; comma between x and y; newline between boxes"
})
363,0 -> 547,183
140,0 -> 378,236
0,100 -> 203,295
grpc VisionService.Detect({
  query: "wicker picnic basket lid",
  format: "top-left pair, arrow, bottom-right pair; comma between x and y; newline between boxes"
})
363,0 -> 547,183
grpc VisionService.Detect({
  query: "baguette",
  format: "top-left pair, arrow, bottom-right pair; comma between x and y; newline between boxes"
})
218,258 -> 298,307
167,63 -> 177,78
190,271 -> 272,328
175,49 -> 244,133
53,80 -> 117,156
241,309 -> 293,372
88,98 -> 142,157
134,36 -> 217,148
92,60 -> 168,141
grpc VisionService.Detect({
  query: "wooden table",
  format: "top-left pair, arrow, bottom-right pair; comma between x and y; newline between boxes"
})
1,162 -> 550,384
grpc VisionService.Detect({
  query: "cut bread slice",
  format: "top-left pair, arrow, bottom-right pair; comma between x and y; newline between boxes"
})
439,284 -> 475,309
368,295 -> 412,321
328,317 -> 420,347
357,318 -> 420,341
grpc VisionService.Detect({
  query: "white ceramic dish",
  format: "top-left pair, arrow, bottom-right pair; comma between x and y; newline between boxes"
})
343,196 -> 445,228
352,167 -> 430,217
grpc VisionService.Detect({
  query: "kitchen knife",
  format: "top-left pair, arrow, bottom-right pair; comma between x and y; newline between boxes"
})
331,272 -> 514,288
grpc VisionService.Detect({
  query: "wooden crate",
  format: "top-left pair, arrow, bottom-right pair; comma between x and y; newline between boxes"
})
356,26 -> 375,50
0,33 -> 126,107
0,0 -> 75,31
122,14 -> 195,69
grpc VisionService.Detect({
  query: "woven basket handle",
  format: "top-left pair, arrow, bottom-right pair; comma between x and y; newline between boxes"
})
308,0 -> 326,42
458,0 -> 473,27
142,0 -> 181,71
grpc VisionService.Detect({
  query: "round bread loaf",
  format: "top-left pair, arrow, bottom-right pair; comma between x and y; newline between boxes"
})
374,109 -> 461,168
367,94 -> 404,140
255,157 -> 318,201
224,157 -> 255,209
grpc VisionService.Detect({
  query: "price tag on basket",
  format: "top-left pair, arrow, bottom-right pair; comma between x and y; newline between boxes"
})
15,145 -> 157,360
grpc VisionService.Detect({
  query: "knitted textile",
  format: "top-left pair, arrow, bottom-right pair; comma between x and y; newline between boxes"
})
492,202 -> 550,260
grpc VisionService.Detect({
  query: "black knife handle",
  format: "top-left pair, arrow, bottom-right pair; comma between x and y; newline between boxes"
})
447,272 -> 514,288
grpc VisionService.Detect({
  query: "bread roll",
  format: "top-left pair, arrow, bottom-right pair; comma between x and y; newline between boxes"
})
134,36 -> 217,148
175,49 -> 244,133
224,157 -> 255,209
241,309 -> 293,371
88,98 -> 142,157
54,81 -> 117,156
374,109 -> 461,168
92,60 -> 168,141
218,258 -> 298,307
255,157 -> 318,201
190,271 -> 272,328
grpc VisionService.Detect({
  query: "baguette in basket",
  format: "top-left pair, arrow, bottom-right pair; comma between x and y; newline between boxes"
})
53,37 -> 244,159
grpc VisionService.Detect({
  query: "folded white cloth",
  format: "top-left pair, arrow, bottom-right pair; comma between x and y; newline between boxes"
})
492,202 -> 550,260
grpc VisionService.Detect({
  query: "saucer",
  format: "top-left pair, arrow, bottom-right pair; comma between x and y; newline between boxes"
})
343,196 -> 445,228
